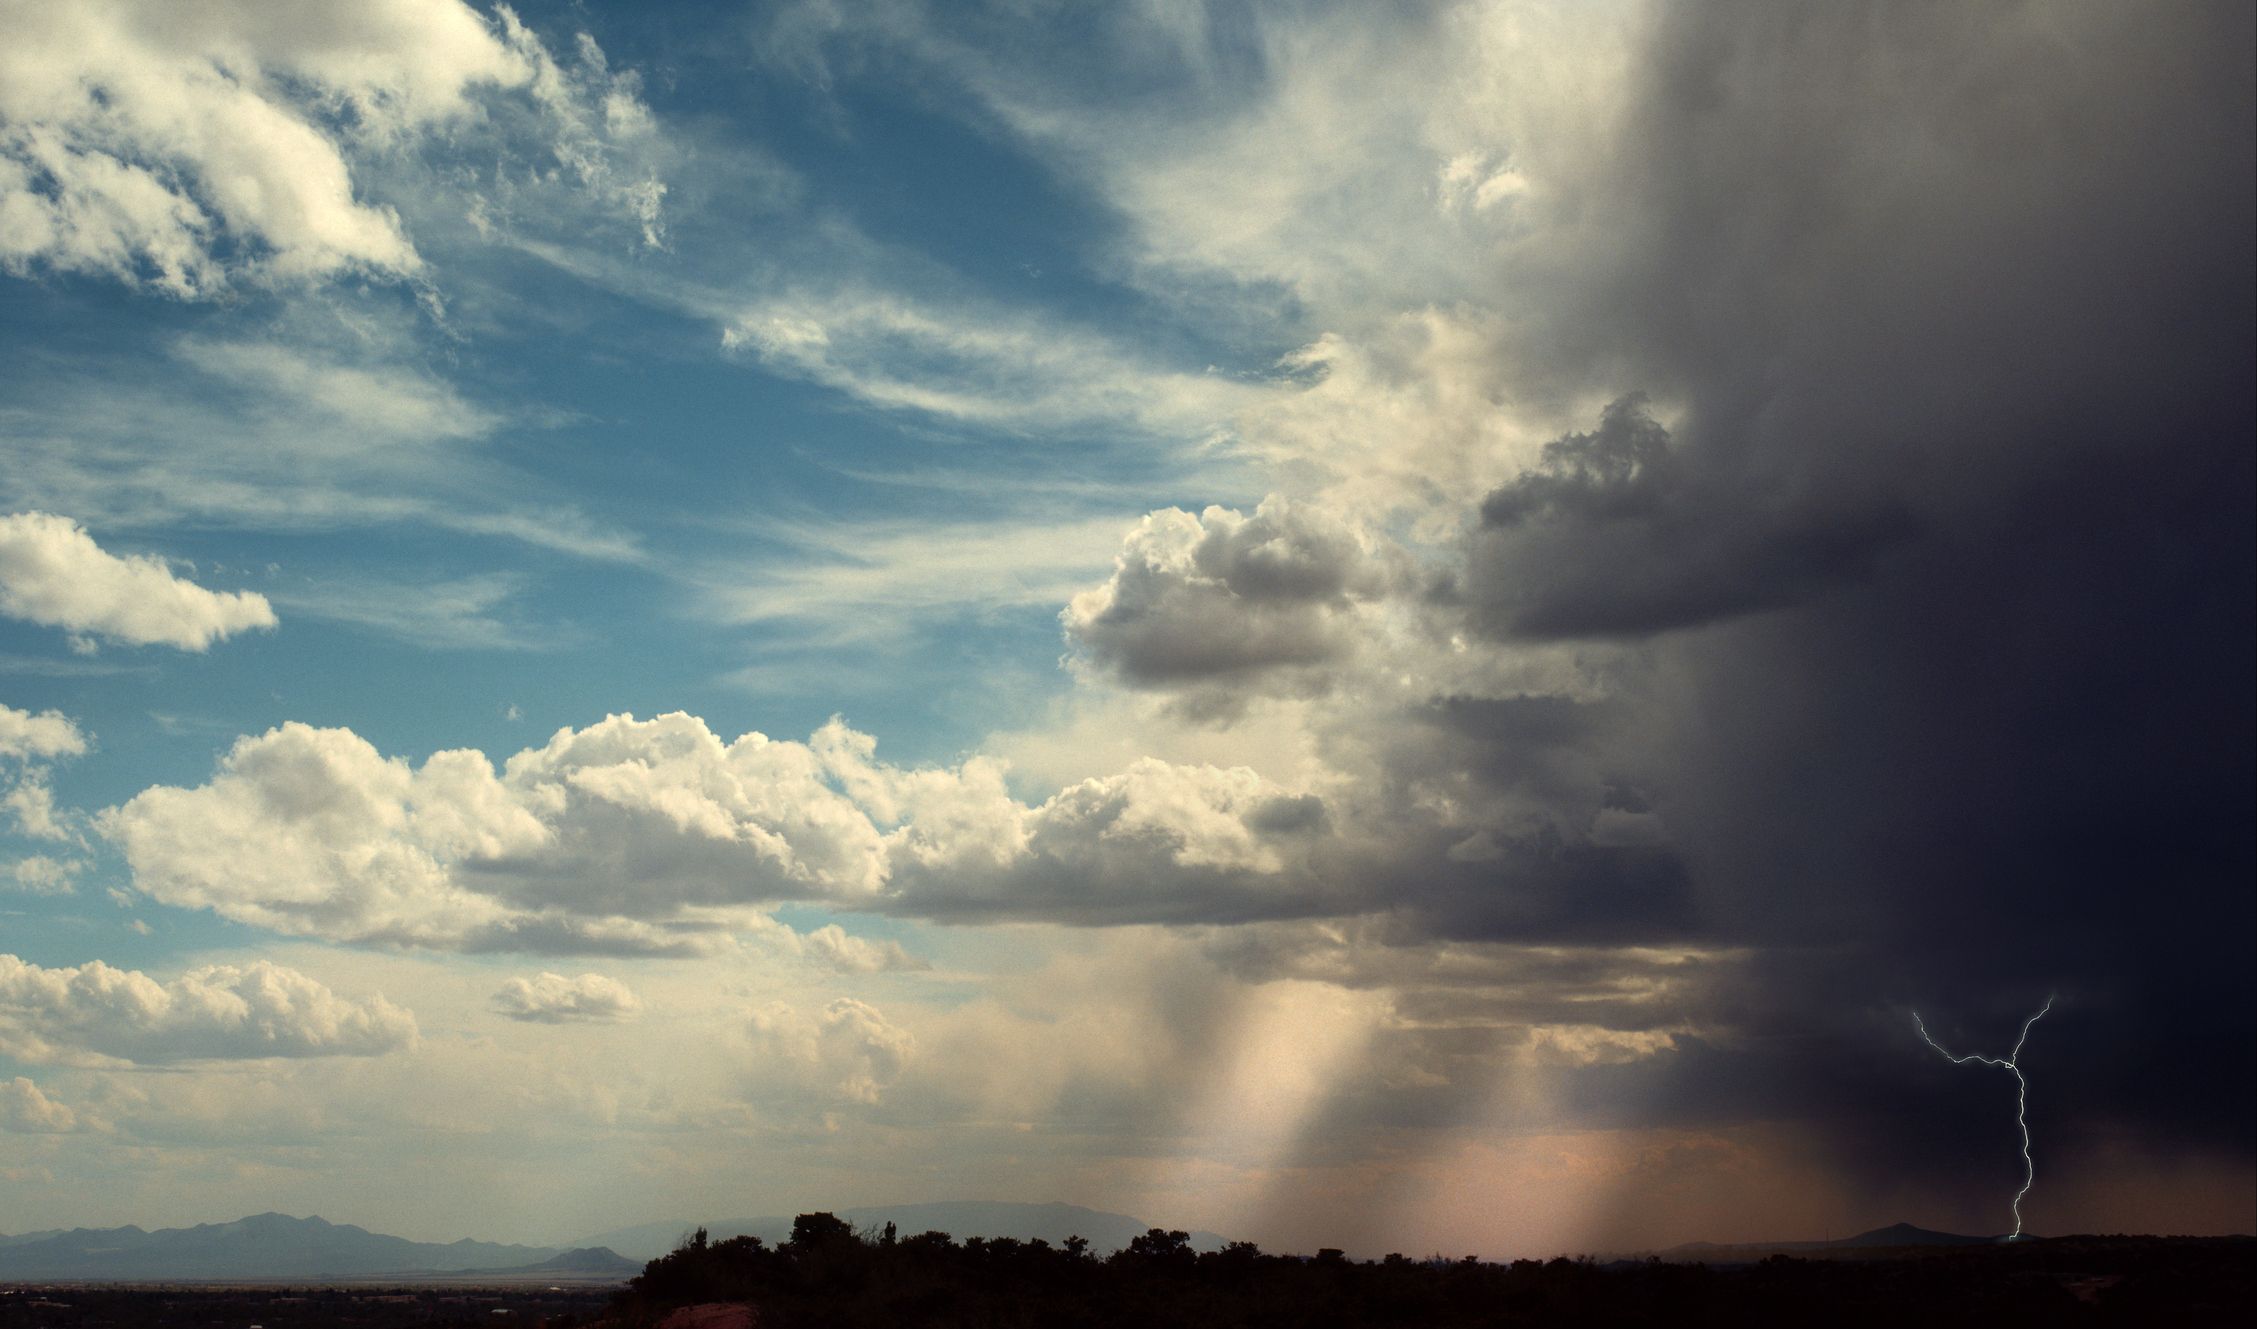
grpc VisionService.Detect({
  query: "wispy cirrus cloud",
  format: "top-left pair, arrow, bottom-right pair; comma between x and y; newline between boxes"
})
269,571 -> 561,652
721,287 -> 1268,440
0,325 -> 644,565
698,513 -> 1132,643
172,338 -> 504,447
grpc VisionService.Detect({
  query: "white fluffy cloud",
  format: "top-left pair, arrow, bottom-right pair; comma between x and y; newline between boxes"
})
0,512 -> 276,650
1064,496 -> 1395,699
0,954 -> 417,1064
492,971 -> 641,1023
4,775 -> 70,842
100,710 -> 1340,949
798,923 -> 923,975
4,855 -> 80,895
100,723 -> 553,950
102,713 -> 890,952
740,915 -> 924,974
889,757 -> 1337,924
0,0 -> 666,294
0,0 -> 504,290
0,701 -> 87,760
1,703 -> 89,854
0,1075 -> 79,1133
745,997 -> 913,1109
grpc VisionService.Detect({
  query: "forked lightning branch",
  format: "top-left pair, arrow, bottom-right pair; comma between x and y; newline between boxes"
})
1913,995 -> 2056,1240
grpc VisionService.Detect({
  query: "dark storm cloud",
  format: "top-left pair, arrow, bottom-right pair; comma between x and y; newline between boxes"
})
1407,693 -> 1631,811
1207,923 -> 1728,1034
1469,0 -> 2255,1206
884,811 -> 1693,942
1471,395 -> 1911,639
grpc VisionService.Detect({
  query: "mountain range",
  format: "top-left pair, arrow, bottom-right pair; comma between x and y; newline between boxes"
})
0,1209 -> 2006,1281
1652,1222 -> 2012,1262
0,1212 -> 634,1281
0,1202 -> 1223,1281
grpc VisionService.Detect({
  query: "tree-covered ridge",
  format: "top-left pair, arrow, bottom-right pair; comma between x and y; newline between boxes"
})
602,1216 -> 2252,1328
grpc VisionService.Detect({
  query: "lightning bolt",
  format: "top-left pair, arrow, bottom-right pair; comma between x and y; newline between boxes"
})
1912,994 -> 2055,1240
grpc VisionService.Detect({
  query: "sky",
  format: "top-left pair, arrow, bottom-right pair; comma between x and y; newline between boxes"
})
0,0 -> 2251,1258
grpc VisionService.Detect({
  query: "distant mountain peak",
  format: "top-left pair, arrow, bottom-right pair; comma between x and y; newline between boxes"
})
1656,1220 -> 2006,1261
0,1211 -> 583,1282
1840,1222 -> 1999,1247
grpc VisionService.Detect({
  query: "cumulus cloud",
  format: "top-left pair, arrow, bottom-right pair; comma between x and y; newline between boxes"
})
0,701 -> 86,761
22,0 -> 2248,1225
745,997 -> 912,1109
97,713 -> 903,950
0,1075 -> 79,1133
0,0 -> 500,290
0,512 -> 275,650
99,695 -> 1703,948
781,0 -> 2253,1205
0,954 -> 417,1064
749,919 -> 926,975
100,711 -> 1358,946
1064,497 -> 1394,704
3,855 -> 80,896
492,971 -> 641,1023
101,722 -> 560,951
0,0 -> 666,294
1,704 -> 89,851
800,924 -> 919,975
4,774 -> 69,842
891,758 -> 1338,924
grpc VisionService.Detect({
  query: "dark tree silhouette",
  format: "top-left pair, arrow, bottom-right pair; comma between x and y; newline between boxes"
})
600,1219 -> 2254,1329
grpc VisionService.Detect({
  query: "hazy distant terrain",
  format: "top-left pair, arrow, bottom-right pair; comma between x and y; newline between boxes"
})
1654,1222 -> 2005,1262
0,1203 -> 1215,1282
0,1213 -> 629,1282
0,1284 -> 614,1325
